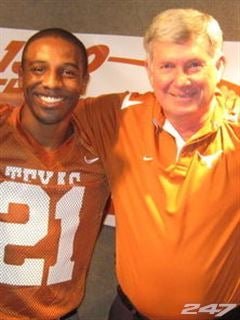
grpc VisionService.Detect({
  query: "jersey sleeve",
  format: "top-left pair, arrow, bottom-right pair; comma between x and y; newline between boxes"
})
0,92 -> 23,107
74,92 -> 127,159
220,90 -> 240,137
0,104 -> 14,125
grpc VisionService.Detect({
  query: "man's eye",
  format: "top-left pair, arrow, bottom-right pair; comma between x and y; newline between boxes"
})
62,69 -> 78,78
158,63 -> 175,73
188,61 -> 203,70
160,63 -> 174,70
30,65 -> 45,73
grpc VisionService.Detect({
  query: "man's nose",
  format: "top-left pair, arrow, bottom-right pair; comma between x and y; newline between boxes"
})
42,71 -> 61,88
174,69 -> 191,87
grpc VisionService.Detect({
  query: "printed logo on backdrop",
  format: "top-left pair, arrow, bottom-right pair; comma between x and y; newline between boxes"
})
0,28 -> 239,97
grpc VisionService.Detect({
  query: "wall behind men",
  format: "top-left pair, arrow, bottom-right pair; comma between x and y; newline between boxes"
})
0,0 -> 239,41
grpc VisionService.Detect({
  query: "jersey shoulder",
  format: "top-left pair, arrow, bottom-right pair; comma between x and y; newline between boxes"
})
120,91 -> 156,111
0,104 -> 14,126
221,93 -> 240,124
75,91 -> 155,116
218,91 -> 240,140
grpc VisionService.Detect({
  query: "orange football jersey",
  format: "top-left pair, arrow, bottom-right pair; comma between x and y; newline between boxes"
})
0,107 -> 109,319
76,92 -> 240,320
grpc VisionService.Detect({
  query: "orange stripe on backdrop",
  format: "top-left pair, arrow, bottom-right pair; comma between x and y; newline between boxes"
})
108,56 -> 145,67
219,79 -> 240,94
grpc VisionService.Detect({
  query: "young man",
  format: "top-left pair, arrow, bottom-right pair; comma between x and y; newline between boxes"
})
74,8 -> 239,320
0,29 -> 109,320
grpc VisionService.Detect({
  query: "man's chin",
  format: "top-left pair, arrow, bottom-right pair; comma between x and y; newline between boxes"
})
168,106 -> 200,119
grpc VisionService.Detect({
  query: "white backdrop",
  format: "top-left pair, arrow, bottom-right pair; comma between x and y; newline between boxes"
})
0,28 -> 239,97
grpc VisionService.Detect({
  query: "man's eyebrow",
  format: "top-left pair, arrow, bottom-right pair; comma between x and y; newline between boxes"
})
23,60 -> 46,65
62,62 -> 81,69
23,60 -> 81,69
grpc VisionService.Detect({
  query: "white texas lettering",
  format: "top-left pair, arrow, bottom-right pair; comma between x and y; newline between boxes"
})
4,166 -> 81,185
5,166 -> 22,179
23,168 -> 37,182
37,170 -> 54,185
57,172 -> 67,185
69,172 -> 81,184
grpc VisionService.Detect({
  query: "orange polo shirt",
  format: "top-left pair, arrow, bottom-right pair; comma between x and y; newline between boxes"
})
76,92 -> 240,320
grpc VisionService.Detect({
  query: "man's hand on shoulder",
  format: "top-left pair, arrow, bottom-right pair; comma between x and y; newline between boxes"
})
220,84 -> 240,113
0,104 -> 14,124
0,92 -> 23,124
0,92 -> 23,107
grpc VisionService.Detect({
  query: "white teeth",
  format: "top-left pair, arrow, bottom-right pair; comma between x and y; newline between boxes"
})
179,94 -> 190,98
39,95 -> 64,103
171,93 -> 193,98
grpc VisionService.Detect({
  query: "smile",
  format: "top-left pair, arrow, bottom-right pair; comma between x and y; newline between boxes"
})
37,94 -> 65,104
170,91 -> 196,99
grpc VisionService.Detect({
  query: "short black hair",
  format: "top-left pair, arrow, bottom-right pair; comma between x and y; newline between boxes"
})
21,27 -> 88,78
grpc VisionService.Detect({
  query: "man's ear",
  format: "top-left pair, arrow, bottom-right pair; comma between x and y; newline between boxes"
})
145,59 -> 154,87
80,74 -> 90,96
18,65 -> 24,89
216,56 -> 226,83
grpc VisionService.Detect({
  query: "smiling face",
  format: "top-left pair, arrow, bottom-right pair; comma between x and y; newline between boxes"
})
147,37 -> 224,123
19,36 -> 87,126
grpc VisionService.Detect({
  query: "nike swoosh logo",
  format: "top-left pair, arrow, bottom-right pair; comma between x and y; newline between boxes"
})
121,93 -> 142,110
84,156 -> 100,164
197,150 -> 222,168
143,155 -> 153,161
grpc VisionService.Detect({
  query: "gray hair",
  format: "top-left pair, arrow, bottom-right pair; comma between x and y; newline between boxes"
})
144,8 -> 223,58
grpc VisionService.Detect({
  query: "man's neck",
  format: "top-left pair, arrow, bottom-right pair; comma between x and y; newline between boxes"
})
22,122 -> 73,151
168,117 -> 205,140
20,109 -> 73,151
